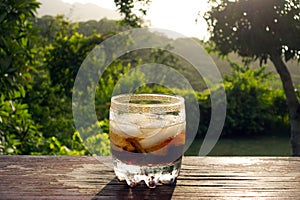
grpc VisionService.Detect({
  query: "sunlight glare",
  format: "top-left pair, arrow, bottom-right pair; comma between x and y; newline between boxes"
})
146,0 -> 210,40
61,0 -> 210,40
61,0 -> 116,10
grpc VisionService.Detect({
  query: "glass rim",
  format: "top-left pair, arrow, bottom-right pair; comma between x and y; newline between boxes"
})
110,93 -> 185,113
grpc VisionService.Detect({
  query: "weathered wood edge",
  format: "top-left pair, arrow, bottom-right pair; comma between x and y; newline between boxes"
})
0,156 -> 299,199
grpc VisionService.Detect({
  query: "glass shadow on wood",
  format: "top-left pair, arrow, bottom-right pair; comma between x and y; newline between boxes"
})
91,177 -> 176,200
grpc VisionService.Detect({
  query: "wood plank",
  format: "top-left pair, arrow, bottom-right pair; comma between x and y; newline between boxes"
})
0,156 -> 299,199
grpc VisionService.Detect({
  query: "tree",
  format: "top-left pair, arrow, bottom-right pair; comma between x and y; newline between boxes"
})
44,16 -> 104,97
204,0 -> 300,155
31,16 -> 104,150
114,0 -> 151,27
0,0 -> 42,154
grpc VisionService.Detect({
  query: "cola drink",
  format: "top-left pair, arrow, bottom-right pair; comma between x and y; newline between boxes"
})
109,94 -> 186,188
110,114 -> 185,165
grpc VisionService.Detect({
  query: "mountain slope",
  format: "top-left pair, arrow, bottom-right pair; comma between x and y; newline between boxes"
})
37,0 -> 121,21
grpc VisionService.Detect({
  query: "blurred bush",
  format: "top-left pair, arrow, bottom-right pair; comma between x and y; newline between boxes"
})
197,62 -> 289,137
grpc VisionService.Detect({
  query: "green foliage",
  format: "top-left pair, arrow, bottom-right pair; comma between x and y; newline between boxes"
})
95,62 -> 131,120
224,64 -> 282,135
205,0 -> 299,155
198,63 -> 289,137
114,0 -> 151,27
0,0 -> 40,91
0,0 -> 41,155
205,0 -> 300,62
42,133 -> 87,156
1,9 -> 126,155
33,17 -> 112,155
43,16 -> 104,97
77,18 -> 131,36
81,120 -> 110,156
0,92 -> 42,154
0,2 -> 294,156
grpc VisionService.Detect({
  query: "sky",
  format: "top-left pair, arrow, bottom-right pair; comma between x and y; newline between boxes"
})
61,0 -> 210,40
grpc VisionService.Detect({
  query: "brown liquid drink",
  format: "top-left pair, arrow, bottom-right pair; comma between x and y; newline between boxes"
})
110,121 -> 185,165
109,94 -> 186,188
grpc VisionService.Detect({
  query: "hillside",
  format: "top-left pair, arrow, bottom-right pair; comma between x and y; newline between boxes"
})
37,0 -> 121,21
212,53 -> 300,88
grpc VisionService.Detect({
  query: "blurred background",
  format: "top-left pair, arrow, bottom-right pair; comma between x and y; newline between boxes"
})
0,0 -> 299,156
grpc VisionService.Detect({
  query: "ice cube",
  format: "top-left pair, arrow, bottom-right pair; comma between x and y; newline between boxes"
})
135,114 -> 165,128
139,127 -> 162,138
110,120 -> 127,137
164,115 -> 180,126
116,123 -> 142,137
138,115 -> 165,138
112,113 -> 142,137
119,113 -> 147,125
139,123 -> 185,150
114,113 -> 138,124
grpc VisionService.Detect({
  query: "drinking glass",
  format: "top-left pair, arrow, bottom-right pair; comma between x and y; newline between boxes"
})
109,94 -> 186,188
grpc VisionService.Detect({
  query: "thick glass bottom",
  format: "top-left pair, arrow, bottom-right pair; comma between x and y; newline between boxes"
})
113,156 -> 182,188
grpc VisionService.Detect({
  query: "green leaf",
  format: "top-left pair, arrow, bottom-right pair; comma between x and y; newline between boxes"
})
20,87 -> 26,98
0,12 -> 7,23
13,90 -> 21,98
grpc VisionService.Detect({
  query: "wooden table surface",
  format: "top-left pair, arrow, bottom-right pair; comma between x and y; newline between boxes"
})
0,156 -> 299,199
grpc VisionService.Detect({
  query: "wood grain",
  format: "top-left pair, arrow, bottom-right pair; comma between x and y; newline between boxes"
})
0,156 -> 299,199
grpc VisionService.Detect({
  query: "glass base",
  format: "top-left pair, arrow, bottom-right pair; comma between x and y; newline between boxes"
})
113,156 -> 182,188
